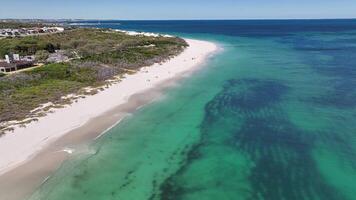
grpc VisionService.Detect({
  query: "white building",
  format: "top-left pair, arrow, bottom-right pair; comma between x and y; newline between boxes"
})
13,54 -> 20,61
5,55 -> 11,64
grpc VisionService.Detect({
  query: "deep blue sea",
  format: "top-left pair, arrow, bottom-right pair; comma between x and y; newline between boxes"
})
30,20 -> 356,200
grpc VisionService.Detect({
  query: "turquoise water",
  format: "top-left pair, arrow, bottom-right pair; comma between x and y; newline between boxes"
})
29,20 -> 356,200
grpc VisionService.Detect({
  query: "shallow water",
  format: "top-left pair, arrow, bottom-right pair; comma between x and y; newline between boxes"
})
29,20 -> 356,200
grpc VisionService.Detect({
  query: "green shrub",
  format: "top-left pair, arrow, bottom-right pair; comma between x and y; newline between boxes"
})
27,63 -> 71,79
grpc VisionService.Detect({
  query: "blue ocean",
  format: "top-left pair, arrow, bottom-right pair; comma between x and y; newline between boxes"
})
30,20 -> 356,200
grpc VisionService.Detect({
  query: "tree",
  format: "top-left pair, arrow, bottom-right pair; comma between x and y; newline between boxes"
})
45,43 -> 56,53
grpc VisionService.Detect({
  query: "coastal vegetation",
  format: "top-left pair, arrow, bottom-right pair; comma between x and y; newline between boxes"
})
0,28 -> 188,131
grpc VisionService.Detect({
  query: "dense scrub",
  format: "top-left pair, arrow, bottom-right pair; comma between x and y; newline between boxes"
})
0,64 -> 91,123
0,28 -> 187,58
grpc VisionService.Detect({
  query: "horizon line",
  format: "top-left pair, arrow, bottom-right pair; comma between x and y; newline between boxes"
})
1,17 -> 356,21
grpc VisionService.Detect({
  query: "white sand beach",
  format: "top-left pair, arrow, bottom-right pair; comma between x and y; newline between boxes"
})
0,38 -> 218,177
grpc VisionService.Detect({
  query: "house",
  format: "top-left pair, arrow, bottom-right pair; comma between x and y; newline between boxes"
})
0,62 -> 15,72
0,61 -> 34,73
0,54 -> 35,72
5,54 -> 20,63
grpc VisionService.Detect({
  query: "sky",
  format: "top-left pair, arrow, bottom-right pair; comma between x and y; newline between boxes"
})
0,0 -> 356,20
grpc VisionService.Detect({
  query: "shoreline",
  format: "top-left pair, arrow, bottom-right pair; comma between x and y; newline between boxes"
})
0,38 -> 218,200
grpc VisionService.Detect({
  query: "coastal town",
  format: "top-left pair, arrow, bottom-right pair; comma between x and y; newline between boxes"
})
0,26 -> 64,38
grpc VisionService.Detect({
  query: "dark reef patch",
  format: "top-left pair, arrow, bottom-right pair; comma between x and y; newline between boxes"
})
157,78 -> 345,200
204,79 -> 288,124
235,116 -> 344,200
